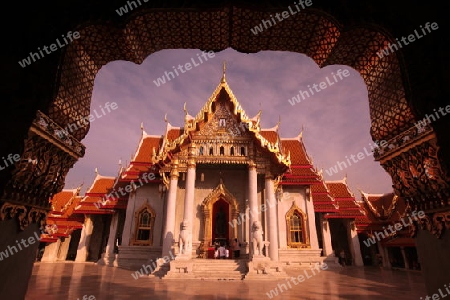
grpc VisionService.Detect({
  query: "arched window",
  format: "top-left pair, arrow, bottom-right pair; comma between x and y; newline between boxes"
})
209,147 -> 214,155
131,204 -> 156,246
240,146 -> 245,156
199,146 -> 204,155
285,202 -> 309,248
230,146 -> 234,156
220,146 -> 224,155
289,213 -> 303,243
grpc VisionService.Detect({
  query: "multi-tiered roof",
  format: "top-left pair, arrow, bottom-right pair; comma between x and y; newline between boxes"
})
43,187 -> 84,242
356,191 -> 414,247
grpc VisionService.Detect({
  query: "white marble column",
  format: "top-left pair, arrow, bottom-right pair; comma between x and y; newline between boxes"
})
248,161 -> 258,225
121,191 -> 136,246
181,148 -> 196,258
75,215 -> 94,262
248,161 -> 258,257
304,188 -> 319,249
162,160 -> 179,258
97,212 -> 119,266
349,221 -> 364,266
57,236 -> 71,261
265,173 -> 279,261
320,215 -> 334,257
41,239 -> 61,262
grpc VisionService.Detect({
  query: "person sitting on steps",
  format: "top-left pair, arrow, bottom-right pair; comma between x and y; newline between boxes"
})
218,243 -> 227,259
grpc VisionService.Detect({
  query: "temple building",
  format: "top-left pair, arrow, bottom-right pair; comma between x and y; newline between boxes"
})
40,69 -> 383,278
356,192 -> 420,270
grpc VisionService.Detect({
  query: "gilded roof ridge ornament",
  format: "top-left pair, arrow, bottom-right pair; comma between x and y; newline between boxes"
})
275,115 -> 281,132
140,122 -> 147,136
221,61 -> 227,83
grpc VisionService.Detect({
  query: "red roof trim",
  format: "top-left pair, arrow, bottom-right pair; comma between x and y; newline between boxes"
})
290,165 -> 314,169
130,161 -> 154,166
40,237 -> 58,243
283,175 -> 318,178
280,182 -> 320,185
74,211 -> 115,215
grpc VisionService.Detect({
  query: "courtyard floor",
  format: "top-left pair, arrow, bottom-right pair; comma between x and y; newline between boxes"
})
26,262 -> 426,300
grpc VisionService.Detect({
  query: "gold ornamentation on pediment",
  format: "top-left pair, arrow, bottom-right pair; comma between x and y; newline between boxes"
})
154,72 -> 291,169
196,101 -> 248,138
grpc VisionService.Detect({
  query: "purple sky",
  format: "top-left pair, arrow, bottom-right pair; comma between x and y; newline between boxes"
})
63,48 -> 393,198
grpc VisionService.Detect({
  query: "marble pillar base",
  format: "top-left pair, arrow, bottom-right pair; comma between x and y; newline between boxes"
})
245,256 -> 289,280
96,253 -> 118,267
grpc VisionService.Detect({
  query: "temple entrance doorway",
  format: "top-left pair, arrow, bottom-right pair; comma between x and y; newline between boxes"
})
212,198 -> 230,247
200,182 -> 239,259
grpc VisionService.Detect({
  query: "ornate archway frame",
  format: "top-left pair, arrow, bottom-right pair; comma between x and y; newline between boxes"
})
130,201 -> 156,246
200,182 -> 239,253
285,201 -> 310,248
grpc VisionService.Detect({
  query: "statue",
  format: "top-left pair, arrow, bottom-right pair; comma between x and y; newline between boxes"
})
251,221 -> 264,256
179,220 -> 191,255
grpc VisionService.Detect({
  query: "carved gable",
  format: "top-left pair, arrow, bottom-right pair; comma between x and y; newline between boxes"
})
196,100 -> 248,139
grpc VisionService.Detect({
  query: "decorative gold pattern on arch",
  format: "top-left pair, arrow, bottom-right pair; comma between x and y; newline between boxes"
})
285,201 -> 310,248
201,183 -> 239,251
130,202 -> 156,246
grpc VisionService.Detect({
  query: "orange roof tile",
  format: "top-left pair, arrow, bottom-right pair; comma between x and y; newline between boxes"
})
85,175 -> 115,195
311,181 -> 338,213
281,139 -> 312,165
326,182 -> 354,199
134,135 -> 163,162
167,128 -> 184,141
50,190 -> 76,212
324,180 -> 366,219
286,167 -> 317,177
74,174 -> 117,214
260,130 -> 279,144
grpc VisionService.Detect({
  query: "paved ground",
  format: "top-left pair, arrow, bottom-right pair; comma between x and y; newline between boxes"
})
26,262 -> 426,300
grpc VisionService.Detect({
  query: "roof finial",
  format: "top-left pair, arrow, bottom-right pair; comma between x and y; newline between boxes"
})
221,61 -> 227,83
164,113 -> 168,123
95,167 -> 98,175
140,122 -> 144,131
275,115 -> 281,131
183,102 -> 188,115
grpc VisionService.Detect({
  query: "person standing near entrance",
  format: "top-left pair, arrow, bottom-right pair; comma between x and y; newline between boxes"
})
232,238 -> 240,258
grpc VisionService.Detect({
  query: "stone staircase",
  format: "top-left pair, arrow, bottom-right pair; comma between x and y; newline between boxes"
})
278,249 -> 326,269
164,258 -> 247,280
116,246 -> 162,270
